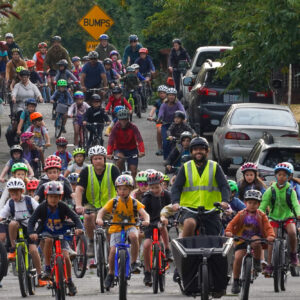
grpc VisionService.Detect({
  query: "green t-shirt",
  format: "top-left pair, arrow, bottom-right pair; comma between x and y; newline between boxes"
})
259,182 -> 300,220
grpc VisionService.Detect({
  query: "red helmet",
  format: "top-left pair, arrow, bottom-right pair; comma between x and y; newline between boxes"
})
26,180 -> 39,190
56,137 -> 68,146
38,42 -> 47,48
139,47 -> 148,54
241,162 -> 258,174
26,60 -> 35,68
45,155 -> 62,164
44,160 -> 61,171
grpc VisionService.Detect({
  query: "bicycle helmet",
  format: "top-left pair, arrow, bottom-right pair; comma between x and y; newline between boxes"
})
126,66 -> 134,72
11,162 -> 28,173
26,179 -> 39,190
147,171 -> 164,185
72,147 -> 86,157
91,94 -> 101,101
82,55 -> 89,61
145,169 -> 157,173
44,160 -> 61,171
88,145 -> 107,158
172,38 -> 182,45
11,48 -> 20,54
44,181 -> 64,195
241,162 -> 258,174
129,34 -> 138,42
99,34 -> 109,40
26,60 -> 35,68
136,171 -> 148,183
131,64 -> 140,70
139,48 -> 148,54
228,180 -> 238,193
109,50 -> 119,57
244,189 -> 262,202
117,108 -> 130,120
115,174 -> 134,187
57,79 -> 67,87
88,51 -> 98,59
167,87 -> 177,95
30,112 -> 43,122
163,174 -> 170,182
5,32 -> 14,39
57,59 -> 68,66
157,85 -> 168,93
74,91 -> 84,99
112,86 -> 122,94
56,137 -> 68,146
190,137 -> 209,151
72,56 -> 80,63
19,69 -> 30,77
114,105 -> 124,115
274,162 -> 293,176
0,41 -> 7,50
103,58 -> 112,65
180,131 -> 193,142
45,155 -> 62,164
7,178 -> 25,190
282,162 -> 294,174
51,36 -> 61,42
67,173 -> 79,185
174,110 -> 186,120
16,66 -> 25,73
10,145 -> 23,156
38,42 -> 47,48
25,98 -> 37,106
20,132 -> 34,143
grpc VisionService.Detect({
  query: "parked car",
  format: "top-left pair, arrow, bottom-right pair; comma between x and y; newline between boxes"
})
180,46 -> 233,107
212,103 -> 299,171
235,134 -> 300,185
184,60 -> 274,135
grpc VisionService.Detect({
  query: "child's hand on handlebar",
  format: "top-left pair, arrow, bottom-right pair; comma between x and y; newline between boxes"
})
172,203 -> 180,211
139,152 -> 145,158
225,232 -> 233,237
142,220 -> 149,227
96,218 -> 104,226
75,229 -> 84,235
161,216 -> 168,225
30,233 -> 38,241
267,236 -> 275,242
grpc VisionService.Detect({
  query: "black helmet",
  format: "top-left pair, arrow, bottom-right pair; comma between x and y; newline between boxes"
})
190,137 -> 209,151
112,86 -> 122,94
172,38 -> 182,45
88,51 -> 98,59
52,36 -> 61,42
10,144 -> 23,156
174,110 -> 185,120
57,59 -> 68,66
129,34 -> 138,42
19,69 -> 30,77
180,131 -> 193,142
103,58 -> 112,65
91,94 -> 101,101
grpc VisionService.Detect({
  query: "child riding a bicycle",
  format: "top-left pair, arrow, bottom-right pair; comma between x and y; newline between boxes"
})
54,137 -> 72,172
64,147 -> 87,178
96,174 -> 149,289
225,189 -> 275,294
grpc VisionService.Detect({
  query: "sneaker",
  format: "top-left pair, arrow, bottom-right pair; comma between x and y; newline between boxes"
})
87,242 -> 94,258
41,269 -> 51,280
89,258 -> 97,269
263,264 -> 273,277
212,290 -> 226,298
7,250 -> 16,261
173,268 -> 180,283
104,274 -> 114,289
290,253 -> 299,266
253,259 -> 262,273
131,261 -> 141,274
37,275 -> 48,287
231,279 -> 240,294
155,150 -> 163,156
143,271 -> 152,286
67,280 -> 77,296
165,248 -> 174,262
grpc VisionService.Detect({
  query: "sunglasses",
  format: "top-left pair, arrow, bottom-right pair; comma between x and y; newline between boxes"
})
138,182 -> 148,187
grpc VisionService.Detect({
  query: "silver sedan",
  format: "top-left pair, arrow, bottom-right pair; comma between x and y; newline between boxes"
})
212,103 -> 299,171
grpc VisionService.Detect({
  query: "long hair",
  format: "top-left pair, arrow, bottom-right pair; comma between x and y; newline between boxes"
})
239,175 -> 266,201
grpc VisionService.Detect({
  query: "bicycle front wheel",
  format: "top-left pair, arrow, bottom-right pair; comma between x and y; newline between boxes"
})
0,241 -> 8,282
135,95 -> 142,118
97,234 -> 108,293
55,256 -> 66,300
152,244 -> 159,294
118,249 -> 127,300
73,235 -> 88,278
27,254 -> 36,295
17,245 -> 28,297
273,240 -> 281,292
55,114 -> 63,138
240,256 -> 252,300
201,263 -> 209,300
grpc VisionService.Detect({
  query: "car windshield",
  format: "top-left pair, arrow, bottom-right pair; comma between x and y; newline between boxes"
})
263,148 -> 300,171
230,108 -> 296,127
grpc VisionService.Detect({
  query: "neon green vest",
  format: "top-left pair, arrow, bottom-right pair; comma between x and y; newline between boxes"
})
180,160 -> 221,210
86,163 -> 116,208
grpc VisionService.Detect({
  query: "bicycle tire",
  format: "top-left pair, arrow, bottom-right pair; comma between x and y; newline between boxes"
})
240,256 -> 252,300
273,240 -> 281,293
152,244 -> 159,294
17,245 -> 28,297
280,240 -> 288,291
118,249 -> 127,300
73,235 -> 88,278
159,243 -> 166,292
55,114 -> 63,138
97,233 -> 107,293
201,263 -> 209,300
55,256 -> 66,300
27,254 -> 36,295
290,265 -> 300,277
136,95 -> 142,118
0,241 -> 8,281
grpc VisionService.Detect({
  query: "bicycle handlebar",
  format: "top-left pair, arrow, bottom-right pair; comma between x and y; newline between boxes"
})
113,154 -> 138,160
233,236 -> 271,245
104,220 -> 141,227
180,202 -> 224,215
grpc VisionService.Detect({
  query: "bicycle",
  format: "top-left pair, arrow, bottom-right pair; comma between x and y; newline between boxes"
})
128,89 -> 142,118
291,220 -> 300,277
140,79 -> 152,110
84,122 -> 105,148
54,102 -> 69,138
37,71 -> 51,103
0,238 -> 8,284
113,154 -> 139,175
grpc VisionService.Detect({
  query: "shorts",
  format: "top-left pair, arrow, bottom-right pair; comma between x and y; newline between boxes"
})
0,223 -> 7,233
21,225 -> 35,245
235,242 -> 247,252
73,115 -> 84,125
110,227 -> 138,247
143,225 -> 161,240
270,218 -> 295,228
41,232 -> 69,250
114,148 -> 138,167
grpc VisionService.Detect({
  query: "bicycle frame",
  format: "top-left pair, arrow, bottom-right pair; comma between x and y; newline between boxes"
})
15,227 -> 29,272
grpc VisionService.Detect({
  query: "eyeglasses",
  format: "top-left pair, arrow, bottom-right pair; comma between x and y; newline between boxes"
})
137,182 -> 148,187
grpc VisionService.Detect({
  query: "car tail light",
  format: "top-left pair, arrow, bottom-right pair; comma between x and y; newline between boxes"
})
202,114 -> 210,119
281,134 -> 298,137
197,87 -> 217,96
255,91 -> 273,97
225,131 -> 250,140
188,86 -> 193,92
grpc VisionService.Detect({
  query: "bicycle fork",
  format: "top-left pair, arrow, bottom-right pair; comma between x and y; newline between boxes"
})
115,245 -> 130,280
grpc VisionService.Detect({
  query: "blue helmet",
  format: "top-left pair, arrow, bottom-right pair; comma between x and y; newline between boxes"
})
114,105 -> 124,115
129,34 -> 138,42
274,163 -> 293,176
99,34 -> 109,40
25,98 -> 37,106
67,173 -> 79,185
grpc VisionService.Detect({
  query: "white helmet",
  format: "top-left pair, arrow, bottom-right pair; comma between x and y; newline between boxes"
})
282,162 -> 294,174
5,32 -> 14,39
88,145 -> 107,158
167,87 -> 177,95
157,85 -> 168,93
131,64 -> 140,69
7,178 -> 25,190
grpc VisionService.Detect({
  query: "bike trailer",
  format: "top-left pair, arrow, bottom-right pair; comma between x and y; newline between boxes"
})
171,235 -> 233,296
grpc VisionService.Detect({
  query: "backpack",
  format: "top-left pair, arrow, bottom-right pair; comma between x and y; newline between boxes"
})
111,197 -> 138,222
270,186 -> 297,218
55,151 -> 71,164
29,125 -> 45,139
9,196 -> 34,218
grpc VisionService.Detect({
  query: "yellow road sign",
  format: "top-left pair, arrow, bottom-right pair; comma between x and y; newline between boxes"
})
79,5 -> 114,40
86,41 -> 98,52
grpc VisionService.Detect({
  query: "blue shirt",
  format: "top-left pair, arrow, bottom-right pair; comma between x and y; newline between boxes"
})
134,56 -> 155,75
290,180 -> 300,201
51,90 -> 73,105
44,207 -> 67,235
137,72 -> 145,81
82,61 -> 106,89
105,68 -> 118,83
229,196 -> 246,212
53,151 -> 72,171
122,43 -> 143,65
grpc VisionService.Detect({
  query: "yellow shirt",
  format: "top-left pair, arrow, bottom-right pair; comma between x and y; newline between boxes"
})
104,196 -> 144,233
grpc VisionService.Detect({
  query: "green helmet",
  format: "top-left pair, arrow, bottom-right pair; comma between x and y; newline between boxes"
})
57,79 -> 67,87
163,174 -> 170,182
72,147 -> 86,157
228,180 -> 238,193
136,171 -> 148,182
11,162 -> 28,173
16,66 -> 25,73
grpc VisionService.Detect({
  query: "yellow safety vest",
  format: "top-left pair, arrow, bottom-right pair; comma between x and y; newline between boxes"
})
180,160 -> 221,210
86,163 -> 116,208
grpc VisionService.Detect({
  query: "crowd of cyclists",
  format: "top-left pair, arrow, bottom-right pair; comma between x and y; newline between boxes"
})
0,30 -> 299,299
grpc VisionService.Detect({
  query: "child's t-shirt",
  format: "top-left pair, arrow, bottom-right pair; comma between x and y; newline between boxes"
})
237,211 -> 261,240
104,196 -> 144,233
20,110 -> 32,132
0,50 -> 8,57
26,125 -> 47,147
67,162 -> 87,174
54,151 -> 72,171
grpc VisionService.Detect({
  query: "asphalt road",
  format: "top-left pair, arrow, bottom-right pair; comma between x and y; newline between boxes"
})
0,103 -> 300,299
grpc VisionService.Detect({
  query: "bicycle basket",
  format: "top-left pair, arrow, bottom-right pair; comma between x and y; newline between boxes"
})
56,103 -> 68,114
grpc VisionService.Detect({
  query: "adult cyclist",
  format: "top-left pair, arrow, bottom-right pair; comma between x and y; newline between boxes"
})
75,145 -> 120,258
122,34 -> 143,66
95,34 -> 117,61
